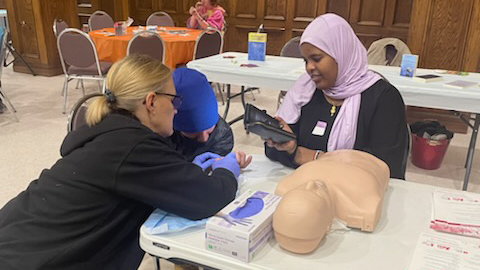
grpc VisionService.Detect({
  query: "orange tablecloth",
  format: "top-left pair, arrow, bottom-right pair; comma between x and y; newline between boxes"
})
89,27 -> 202,69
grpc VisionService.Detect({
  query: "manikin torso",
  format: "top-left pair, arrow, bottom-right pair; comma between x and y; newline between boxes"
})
273,149 -> 390,253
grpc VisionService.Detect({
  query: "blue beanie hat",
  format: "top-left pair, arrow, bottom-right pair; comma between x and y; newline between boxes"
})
172,68 -> 219,133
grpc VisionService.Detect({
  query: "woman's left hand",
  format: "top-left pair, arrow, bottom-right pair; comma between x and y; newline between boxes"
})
236,151 -> 252,169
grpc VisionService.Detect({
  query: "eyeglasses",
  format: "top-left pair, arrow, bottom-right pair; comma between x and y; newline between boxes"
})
144,92 -> 183,110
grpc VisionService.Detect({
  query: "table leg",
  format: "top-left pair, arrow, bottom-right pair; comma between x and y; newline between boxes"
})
222,84 -> 231,120
227,114 -> 244,125
152,255 -> 161,270
240,86 -> 246,109
462,114 -> 479,191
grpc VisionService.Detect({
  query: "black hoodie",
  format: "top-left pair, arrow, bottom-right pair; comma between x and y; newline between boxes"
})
0,113 -> 237,270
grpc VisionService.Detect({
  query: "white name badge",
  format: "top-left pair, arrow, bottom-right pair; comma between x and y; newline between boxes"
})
312,121 -> 327,136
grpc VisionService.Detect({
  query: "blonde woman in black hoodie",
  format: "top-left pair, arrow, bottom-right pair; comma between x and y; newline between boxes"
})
0,54 -> 240,270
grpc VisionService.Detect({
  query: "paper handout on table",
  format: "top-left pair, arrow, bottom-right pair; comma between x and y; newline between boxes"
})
430,190 -> 480,238
408,232 -> 480,270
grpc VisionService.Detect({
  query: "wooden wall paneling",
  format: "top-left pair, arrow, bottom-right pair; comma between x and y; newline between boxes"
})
263,26 -> 286,55
236,0 -> 258,19
264,0 -> 287,21
463,0 -> 480,72
326,0 -> 350,19
6,0 -> 78,75
293,0 -> 319,22
38,0 -> 80,63
11,0 -> 39,59
390,0 -> 412,27
420,0 -> 472,70
348,0 -> 411,48
129,0 -> 158,25
0,0 -> 6,9
230,25 -> 258,52
159,0 -> 178,14
351,0 -> 386,27
406,0 -> 431,56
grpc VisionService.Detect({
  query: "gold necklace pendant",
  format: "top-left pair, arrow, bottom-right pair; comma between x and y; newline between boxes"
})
330,105 -> 336,116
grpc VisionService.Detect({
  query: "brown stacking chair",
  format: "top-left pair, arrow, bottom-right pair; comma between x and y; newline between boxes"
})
88,10 -> 114,31
57,28 -> 112,113
192,28 -> 225,104
67,93 -> 103,132
278,36 -> 302,109
193,28 -> 223,60
53,19 -> 69,38
146,11 -> 175,27
126,30 -> 165,63
53,19 -> 85,92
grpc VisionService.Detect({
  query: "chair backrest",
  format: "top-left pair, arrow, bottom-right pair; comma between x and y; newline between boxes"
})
67,93 -> 103,132
88,10 -> 114,31
280,36 -> 301,58
53,19 -> 69,38
146,11 -> 175,27
367,37 -> 411,67
126,30 -> 165,63
193,28 -> 223,60
57,28 -> 102,75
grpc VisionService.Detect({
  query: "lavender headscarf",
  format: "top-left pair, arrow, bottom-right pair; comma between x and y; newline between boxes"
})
277,13 -> 381,151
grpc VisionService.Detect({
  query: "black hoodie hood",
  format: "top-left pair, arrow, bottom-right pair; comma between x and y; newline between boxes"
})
60,113 -> 152,157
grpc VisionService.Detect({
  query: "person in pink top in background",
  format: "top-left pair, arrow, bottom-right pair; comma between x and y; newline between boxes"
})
187,0 -> 226,31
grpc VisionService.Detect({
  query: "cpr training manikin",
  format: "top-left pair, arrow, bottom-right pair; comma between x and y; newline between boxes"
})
273,149 -> 390,254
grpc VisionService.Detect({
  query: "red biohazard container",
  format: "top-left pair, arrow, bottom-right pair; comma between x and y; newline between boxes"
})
411,134 -> 450,170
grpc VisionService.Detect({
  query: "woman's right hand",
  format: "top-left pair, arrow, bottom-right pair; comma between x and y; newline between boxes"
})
189,6 -> 196,15
265,116 -> 297,154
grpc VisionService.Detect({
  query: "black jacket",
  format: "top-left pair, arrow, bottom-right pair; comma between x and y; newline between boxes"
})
266,79 -> 408,179
169,116 -> 234,161
0,113 -> 237,270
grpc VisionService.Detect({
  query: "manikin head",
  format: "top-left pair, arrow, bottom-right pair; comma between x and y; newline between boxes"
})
273,180 -> 334,254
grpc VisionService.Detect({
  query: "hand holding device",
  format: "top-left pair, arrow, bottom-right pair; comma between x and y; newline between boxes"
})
212,152 -> 240,178
193,152 -> 221,171
244,104 -> 296,144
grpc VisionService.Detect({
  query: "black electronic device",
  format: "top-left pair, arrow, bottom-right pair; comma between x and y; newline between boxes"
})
243,103 -> 296,143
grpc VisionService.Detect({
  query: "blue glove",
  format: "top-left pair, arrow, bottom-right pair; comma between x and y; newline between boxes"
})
211,152 -> 240,178
192,152 -> 221,171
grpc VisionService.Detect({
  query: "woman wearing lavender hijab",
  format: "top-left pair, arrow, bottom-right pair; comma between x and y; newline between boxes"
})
265,13 -> 408,179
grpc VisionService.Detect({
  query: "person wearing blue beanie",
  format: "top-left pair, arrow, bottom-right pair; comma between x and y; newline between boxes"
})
169,68 -> 235,161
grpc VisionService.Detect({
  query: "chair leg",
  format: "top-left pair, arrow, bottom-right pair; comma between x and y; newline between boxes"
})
0,88 -> 19,122
81,79 -> 85,96
75,79 -> 81,89
63,77 -> 69,114
215,83 -> 225,105
97,80 -> 102,92
249,88 -> 256,101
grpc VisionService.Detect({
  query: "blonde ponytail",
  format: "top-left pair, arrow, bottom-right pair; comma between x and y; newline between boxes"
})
86,96 -> 111,126
85,54 -> 171,126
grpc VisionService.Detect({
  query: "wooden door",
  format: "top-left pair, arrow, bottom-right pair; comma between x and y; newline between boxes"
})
408,0 -> 480,71
12,0 -> 40,60
224,0 -> 413,55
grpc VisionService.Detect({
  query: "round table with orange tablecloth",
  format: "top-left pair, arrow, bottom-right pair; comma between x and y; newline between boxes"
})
89,27 -> 202,69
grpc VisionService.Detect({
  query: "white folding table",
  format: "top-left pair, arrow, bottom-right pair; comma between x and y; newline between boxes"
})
140,155 -> 460,270
187,52 -> 480,190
